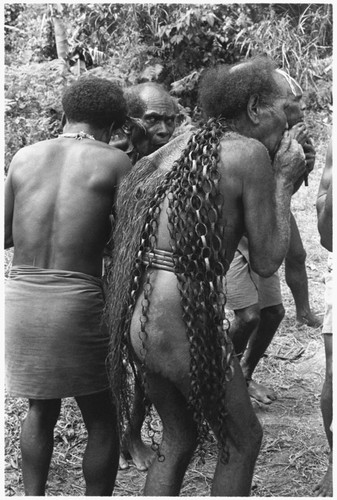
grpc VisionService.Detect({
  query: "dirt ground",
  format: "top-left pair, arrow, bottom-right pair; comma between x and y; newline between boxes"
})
4,114 -> 332,496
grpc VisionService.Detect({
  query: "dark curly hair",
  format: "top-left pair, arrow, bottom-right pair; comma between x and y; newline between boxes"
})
199,55 -> 279,120
62,76 -> 127,129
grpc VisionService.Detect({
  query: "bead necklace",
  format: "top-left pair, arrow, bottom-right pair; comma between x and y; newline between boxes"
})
59,131 -> 96,141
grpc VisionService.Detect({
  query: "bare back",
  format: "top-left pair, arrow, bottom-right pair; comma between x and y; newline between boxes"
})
130,131 -> 290,378
154,133 -> 283,269
5,138 -> 131,277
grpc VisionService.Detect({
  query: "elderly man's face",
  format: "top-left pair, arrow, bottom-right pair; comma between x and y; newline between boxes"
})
255,72 -> 305,157
132,87 -> 177,157
254,74 -> 290,156
276,70 -> 306,128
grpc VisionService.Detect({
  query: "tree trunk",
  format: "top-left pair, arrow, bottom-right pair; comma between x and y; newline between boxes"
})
50,5 -> 68,59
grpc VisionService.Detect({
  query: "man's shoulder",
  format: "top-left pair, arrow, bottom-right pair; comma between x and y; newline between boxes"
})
71,141 -> 132,171
93,141 -> 130,158
220,134 -> 270,166
13,139 -> 50,155
8,140 -> 50,170
221,134 -> 268,155
99,143 -> 132,172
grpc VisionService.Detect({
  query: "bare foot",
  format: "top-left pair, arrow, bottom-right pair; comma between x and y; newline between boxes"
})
247,379 -> 277,404
313,461 -> 333,496
118,453 -> 129,470
124,438 -> 155,471
296,311 -> 323,328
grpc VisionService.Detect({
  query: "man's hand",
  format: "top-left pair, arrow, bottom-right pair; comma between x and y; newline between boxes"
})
272,132 -> 307,188
289,122 -> 307,146
289,122 -> 316,182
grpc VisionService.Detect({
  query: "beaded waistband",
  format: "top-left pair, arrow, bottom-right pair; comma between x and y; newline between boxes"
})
142,248 -> 175,273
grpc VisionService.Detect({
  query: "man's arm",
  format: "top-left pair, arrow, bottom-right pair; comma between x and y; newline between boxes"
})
4,167 -> 15,249
242,134 -> 306,276
289,122 -> 315,189
316,139 -> 332,252
103,149 -> 132,257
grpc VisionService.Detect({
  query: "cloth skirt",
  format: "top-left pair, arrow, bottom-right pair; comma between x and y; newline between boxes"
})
225,235 -> 282,310
5,265 -> 110,399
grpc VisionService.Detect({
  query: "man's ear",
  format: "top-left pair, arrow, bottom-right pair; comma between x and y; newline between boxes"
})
247,94 -> 260,124
121,123 -> 132,135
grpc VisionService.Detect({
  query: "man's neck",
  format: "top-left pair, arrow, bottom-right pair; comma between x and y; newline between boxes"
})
62,122 -> 108,143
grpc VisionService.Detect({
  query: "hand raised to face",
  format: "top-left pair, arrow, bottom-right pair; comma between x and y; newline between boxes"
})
272,131 -> 307,189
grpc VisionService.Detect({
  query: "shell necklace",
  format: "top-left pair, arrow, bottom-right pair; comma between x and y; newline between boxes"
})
59,131 -> 96,141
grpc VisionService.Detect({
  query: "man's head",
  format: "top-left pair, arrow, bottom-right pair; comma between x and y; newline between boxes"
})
199,56 -> 303,156
62,77 -> 127,131
125,82 -> 178,157
275,69 -> 306,128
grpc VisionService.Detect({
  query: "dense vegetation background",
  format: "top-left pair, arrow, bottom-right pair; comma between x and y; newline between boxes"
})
4,4 -> 333,496
4,3 -> 332,172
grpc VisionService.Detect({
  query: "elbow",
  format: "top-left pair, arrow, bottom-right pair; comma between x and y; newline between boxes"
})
320,235 -> 332,253
5,235 -> 14,249
250,258 -> 282,278
317,218 -> 332,252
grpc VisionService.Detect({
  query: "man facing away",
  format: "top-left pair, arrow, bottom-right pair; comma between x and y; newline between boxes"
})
5,77 -> 132,495
114,79 -> 318,474
105,56 -> 307,495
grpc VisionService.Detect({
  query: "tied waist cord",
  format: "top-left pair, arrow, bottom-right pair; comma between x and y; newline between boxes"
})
8,265 -> 103,288
142,248 -> 175,273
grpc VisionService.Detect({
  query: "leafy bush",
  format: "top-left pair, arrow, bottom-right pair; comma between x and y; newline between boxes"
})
234,4 -> 332,89
5,59 -> 75,172
4,3 -> 332,171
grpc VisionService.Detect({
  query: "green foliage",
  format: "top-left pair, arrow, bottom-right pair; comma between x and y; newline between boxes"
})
4,3 -> 332,171
5,60 -> 75,173
4,4 -> 25,55
234,4 -> 332,89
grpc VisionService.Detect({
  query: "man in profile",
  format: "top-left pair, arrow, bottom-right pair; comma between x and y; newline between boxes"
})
105,56 -> 307,495
225,71 -> 319,404
5,77 -> 132,495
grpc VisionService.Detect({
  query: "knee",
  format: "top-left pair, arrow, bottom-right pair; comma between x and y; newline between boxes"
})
247,415 -> 263,458
27,399 -> 61,428
235,305 -> 260,331
262,303 -> 285,323
285,246 -> 307,267
234,413 -> 262,462
163,423 -> 197,458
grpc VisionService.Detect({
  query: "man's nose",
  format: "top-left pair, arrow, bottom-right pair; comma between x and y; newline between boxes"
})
156,120 -> 170,136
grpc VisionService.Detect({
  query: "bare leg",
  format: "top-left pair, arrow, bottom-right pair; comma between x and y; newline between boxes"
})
143,360 -> 262,497
210,357 -> 263,495
314,334 -> 333,496
142,373 -> 198,496
75,390 -> 119,496
240,303 -> 284,404
20,398 -> 61,495
285,214 -> 322,327
229,304 -> 260,358
121,377 -> 155,470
